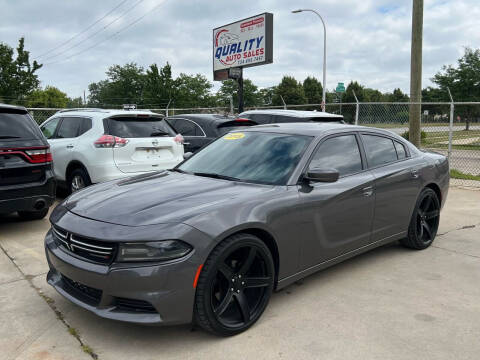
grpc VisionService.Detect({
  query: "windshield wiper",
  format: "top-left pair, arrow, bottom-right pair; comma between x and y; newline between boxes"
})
0,135 -> 21,139
150,131 -> 169,137
193,172 -> 241,181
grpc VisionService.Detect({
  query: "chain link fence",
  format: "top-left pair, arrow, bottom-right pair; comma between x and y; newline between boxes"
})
27,102 -> 480,187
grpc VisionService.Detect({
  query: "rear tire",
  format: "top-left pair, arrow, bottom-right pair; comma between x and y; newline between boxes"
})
68,168 -> 91,193
401,188 -> 440,250
18,208 -> 49,220
194,233 -> 275,336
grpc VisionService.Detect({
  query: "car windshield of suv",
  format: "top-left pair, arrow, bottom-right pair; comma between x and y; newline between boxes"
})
0,111 -> 39,140
178,131 -> 312,185
106,116 -> 176,138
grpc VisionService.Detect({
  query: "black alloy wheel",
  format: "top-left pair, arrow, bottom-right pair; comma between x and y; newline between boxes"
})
194,233 -> 275,336
402,188 -> 440,250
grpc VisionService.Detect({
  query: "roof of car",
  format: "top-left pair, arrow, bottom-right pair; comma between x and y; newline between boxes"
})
167,113 -> 235,124
0,103 -> 28,112
241,122 -> 400,138
53,108 -> 163,117
239,109 -> 343,119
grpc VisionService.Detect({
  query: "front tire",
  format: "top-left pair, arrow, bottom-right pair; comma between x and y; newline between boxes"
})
401,188 -> 440,250
68,168 -> 91,193
194,233 -> 275,336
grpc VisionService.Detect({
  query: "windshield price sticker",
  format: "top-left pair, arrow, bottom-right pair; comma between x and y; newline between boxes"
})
224,133 -> 245,140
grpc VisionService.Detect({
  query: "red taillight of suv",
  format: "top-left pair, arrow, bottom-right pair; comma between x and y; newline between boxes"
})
25,148 -> 53,163
0,146 -> 52,164
173,134 -> 184,144
94,135 -> 129,148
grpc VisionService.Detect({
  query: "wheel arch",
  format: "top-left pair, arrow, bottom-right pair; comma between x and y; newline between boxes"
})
220,227 -> 280,288
66,160 -> 91,182
425,182 -> 442,205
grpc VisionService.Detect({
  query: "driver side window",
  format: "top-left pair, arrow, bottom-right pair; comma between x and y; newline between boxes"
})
309,134 -> 363,177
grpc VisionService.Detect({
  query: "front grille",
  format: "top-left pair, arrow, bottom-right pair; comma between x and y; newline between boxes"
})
62,275 -> 102,305
115,297 -> 157,313
52,226 -> 117,264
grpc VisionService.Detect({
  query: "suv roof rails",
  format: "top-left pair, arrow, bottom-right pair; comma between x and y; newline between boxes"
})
56,108 -> 107,113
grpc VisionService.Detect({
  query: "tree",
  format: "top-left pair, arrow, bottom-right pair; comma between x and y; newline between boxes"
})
217,79 -> 261,108
384,88 -> 409,102
88,63 -> 145,106
432,47 -> 480,130
303,76 -> 323,104
26,86 -> 69,108
343,81 -> 365,103
173,73 -> 215,108
143,63 -> 174,107
0,37 -> 42,103
272,76 -> 307,106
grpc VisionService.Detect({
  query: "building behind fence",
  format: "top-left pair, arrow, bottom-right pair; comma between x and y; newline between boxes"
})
27,101 -> 480,186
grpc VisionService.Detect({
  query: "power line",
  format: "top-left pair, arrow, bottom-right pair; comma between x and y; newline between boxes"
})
38,0 -> 147,63
36,0 -> 130,59
43,0 -> 169,66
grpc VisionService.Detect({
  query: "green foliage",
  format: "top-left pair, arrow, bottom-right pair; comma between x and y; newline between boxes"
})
26,86 -> 69,108
272,76 -> 307,106
0,37 -> 42,103
173,73 -> 215,108
302,76 -> 323,104
217,79 -> 261,108
401,130 -> 426,141
450,169 -> 480,181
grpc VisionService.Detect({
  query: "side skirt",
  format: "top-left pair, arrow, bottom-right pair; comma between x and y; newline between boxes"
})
276,231 -> 406,290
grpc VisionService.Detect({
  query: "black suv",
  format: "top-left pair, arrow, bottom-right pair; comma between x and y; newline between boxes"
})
0,104 -> 56,220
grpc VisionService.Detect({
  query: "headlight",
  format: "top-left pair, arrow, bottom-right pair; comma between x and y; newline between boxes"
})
116,240 -> 192,262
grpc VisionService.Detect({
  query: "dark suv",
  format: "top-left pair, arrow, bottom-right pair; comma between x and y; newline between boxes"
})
0,104 -> 56,220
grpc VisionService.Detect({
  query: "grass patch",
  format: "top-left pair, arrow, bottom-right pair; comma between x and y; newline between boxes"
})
68,327 -> 79,336
81,345 -> 98,359
450,169 -> 480,181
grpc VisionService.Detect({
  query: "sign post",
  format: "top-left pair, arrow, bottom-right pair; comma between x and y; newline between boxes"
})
335,82 -> 345,114
213,13 -> 273,113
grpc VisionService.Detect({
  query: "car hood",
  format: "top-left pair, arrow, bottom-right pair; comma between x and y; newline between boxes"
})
64,171 -> 277,226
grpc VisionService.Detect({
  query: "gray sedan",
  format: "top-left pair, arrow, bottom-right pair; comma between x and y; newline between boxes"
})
45,123 -> 449,336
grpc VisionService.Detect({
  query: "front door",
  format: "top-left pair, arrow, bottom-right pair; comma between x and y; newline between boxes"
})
298,133 -> 375,270
167,118 -> 208,153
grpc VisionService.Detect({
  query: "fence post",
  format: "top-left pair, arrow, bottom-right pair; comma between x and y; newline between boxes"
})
166,99 -> 172,117
447,88 -> 454,160
280,95 -> 287,110
353,90 -> 359,125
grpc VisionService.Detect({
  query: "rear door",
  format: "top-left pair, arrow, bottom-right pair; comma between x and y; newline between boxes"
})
298,133 -> 375,269
105,115 -> 183,173
167,118 -> 208,153
360,133 -> 423,241
0,109 -> 50,188
46,117 -> 83,180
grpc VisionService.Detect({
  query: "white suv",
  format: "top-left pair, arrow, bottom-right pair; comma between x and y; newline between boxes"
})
40,109 -> 184,193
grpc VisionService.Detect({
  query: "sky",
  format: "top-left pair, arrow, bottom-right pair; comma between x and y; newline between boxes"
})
1,0 -> 479,99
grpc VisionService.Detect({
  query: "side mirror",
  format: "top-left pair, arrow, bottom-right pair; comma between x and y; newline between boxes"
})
183,152 -> 194,160
304,168 -> 339,183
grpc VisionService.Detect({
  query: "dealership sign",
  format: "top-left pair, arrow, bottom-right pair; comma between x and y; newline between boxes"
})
213,13 -> 273,80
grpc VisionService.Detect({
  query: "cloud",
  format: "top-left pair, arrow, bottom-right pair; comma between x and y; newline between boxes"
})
0,0 -> 478,98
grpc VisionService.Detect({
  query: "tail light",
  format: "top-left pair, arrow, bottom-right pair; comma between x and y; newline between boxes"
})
173,134 -> 184,144
94,135 -> 129,148
0,146 -> 52,164
25,148 -> 53,163
234,118 -> 251,122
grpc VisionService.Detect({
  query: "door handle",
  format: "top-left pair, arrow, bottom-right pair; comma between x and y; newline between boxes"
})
362,186 -> 374,197
183,142 -> 191,145
66,144 -> 74,149
411,169 -> 419,179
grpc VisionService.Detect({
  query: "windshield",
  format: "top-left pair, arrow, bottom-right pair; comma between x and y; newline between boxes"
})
105,116 -> 176,138
178,131 -> 312,185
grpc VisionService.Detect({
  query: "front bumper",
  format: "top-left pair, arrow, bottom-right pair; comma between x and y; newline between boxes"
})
45,211 -> 212,325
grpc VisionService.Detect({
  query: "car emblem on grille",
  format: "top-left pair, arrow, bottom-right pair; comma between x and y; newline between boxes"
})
66,234 -> 75,252
151,139 -> 159,147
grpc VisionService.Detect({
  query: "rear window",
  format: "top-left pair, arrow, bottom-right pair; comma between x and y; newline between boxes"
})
0,110 -> 40,140
105,116 -> 176,138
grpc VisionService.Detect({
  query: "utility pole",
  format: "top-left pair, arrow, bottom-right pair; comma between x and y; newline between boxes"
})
409,0 -> 423,147
237,74 -> 244,113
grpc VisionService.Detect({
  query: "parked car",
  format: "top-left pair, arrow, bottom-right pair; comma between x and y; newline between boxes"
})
166,114 -> 256,153
45,123 -> 449,336
237,109 -> 345,124
0,104 -> 55,220
40,109 -> 184,193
